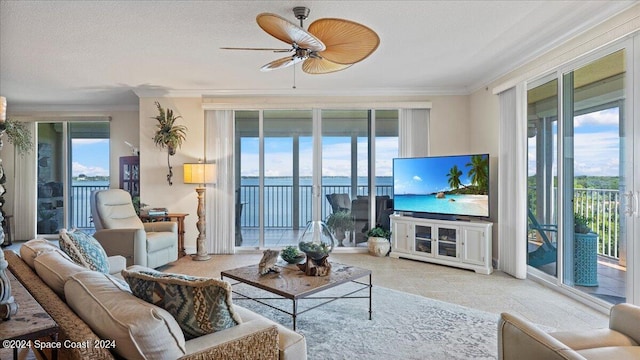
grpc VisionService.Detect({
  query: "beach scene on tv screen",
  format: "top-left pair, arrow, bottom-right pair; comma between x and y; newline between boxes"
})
394,154 -> 489,217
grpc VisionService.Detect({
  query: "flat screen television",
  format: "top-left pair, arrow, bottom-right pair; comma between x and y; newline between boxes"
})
392,154 -> 490,218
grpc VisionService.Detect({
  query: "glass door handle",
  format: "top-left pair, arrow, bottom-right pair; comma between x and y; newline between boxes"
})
623,191 -> 635,216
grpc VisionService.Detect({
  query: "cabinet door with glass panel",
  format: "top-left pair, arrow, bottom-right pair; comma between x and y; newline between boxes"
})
414,224 -> 434,256
435,225 -> 460,261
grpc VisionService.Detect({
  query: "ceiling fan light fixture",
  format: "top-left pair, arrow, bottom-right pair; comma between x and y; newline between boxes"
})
225,7 -> 379,75
293,6 -> 310,23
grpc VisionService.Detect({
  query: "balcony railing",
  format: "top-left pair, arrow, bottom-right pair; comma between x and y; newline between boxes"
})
69,184 -> 621,261
70,184 -> 110,229
574,188 -> 620,259
238,184 -> 393,229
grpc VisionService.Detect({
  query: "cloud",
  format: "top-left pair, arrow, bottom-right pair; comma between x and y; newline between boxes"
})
72,162 -> 108,177
527,129 -> 619,177
413,175 -> 422,182
574,108 -> 619,128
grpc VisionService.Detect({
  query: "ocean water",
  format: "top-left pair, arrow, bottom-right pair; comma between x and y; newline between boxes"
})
239,177 -> 393,227
394,193 -> 489,217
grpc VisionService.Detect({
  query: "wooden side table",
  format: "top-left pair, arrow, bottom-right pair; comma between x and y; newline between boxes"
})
0,270 -> 59,360
140,213 -> 189,258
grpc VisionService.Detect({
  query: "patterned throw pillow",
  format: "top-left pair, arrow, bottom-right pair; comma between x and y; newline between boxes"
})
59,228 -> 110,273
122,266 -> 242,340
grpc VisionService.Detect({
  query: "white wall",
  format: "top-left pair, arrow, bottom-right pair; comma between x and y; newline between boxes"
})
138,97 -> 205,251
469,88 -> 500,261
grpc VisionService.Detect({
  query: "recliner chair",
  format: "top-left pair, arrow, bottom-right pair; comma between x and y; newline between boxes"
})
498,303 -> 640,360
90,189 -> 178,268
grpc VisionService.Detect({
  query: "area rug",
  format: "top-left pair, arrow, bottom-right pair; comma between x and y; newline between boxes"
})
163,262 -> 501,360
244,283 -> 499,360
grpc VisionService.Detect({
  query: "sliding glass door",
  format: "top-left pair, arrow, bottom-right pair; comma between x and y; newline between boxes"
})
561,49 -> 628,303
235,109 -> 398,248
527,76 -> 559,277
526,44 -> 635,306
37,121 -> 110,236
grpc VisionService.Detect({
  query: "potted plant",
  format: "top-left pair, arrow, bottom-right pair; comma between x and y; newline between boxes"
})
366,224 -> 391,257
151,101 -> 187,185
326,210 -> 355,246
280,245 -> 306,264
152,101 -> 187,155
574,213 -> 592,234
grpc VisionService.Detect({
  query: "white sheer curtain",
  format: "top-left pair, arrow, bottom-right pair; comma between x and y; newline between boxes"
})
13,122 -> 37,240
205,110 -> 235,254
399,109 -> 430,157
498,85 -> 528,279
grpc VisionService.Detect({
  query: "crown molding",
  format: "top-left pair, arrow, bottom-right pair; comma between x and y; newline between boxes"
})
6,103 -> 139,113
133,87 -> 470,99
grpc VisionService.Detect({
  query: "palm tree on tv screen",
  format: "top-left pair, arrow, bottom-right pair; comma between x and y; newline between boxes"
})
446,165 -> 463,190
466,155 -> 489,194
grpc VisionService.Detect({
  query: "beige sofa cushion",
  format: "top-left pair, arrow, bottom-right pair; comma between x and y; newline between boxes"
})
20,238 -> 67,268
33,250 -> 90,299
65,271 -> 186,360
122,265 -> 241,340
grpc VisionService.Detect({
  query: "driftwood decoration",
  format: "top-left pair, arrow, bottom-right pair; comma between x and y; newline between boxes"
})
297,255 -> 332,276
258,249 -> 281,276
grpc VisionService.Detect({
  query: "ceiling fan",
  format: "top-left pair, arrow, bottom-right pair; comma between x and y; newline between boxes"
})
221,7 -> 380,74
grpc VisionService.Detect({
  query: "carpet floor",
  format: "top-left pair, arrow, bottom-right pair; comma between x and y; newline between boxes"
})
165,260 -> 502,360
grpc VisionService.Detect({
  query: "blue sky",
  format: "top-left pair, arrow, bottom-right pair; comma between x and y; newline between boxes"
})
72,139 -> 109,177
73,107 -> 619,180
240,136 -> 398,177
527,108 -> 620,177
393,155 -> 482,195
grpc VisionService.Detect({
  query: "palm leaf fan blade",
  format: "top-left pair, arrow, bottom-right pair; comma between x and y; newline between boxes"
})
308,18 -> 380,65
302,57 -> 352,74
256,13 -> 325,52
261,56 -> 303,72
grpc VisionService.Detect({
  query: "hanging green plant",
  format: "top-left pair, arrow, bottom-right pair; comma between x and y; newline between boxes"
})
0,118 -> 33,155
152,101 -> 187,155
151,101 -> 188,186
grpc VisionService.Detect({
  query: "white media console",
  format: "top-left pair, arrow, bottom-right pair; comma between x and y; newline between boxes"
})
390,214 -> 493,274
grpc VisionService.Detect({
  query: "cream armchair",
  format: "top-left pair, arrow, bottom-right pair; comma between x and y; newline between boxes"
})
498,303 -> 640,360
90,189 -> 178,268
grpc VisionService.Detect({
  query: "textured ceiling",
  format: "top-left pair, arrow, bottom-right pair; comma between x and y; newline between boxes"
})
0,0 -> 636,110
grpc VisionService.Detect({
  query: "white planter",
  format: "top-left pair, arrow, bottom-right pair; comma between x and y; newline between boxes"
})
368,237 -> 390,257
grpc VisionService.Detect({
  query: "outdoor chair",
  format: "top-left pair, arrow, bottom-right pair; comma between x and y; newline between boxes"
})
527,207 -> 558,267
326,193 -> 351,213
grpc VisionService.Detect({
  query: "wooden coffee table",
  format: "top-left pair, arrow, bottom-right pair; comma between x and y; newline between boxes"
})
221,262 -> 372,330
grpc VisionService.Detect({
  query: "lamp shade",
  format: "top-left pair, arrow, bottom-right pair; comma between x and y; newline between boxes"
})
183,163 -> 216,185
0,96 -> 6,122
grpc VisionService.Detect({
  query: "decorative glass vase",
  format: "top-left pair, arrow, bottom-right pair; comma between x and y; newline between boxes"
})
298,221 -> 335,260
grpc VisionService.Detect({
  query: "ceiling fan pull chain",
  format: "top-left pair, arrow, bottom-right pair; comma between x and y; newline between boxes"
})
293,63 -> 297,89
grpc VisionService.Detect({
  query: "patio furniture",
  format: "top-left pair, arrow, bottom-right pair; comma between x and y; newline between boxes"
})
326,193 -> 351,213
352,196 -> 394,245
527,208 -> 557,267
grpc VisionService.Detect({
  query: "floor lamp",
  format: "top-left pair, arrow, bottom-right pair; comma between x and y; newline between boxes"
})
183,162 -> 216,261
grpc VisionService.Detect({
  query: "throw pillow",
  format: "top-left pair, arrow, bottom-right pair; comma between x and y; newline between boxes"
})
59,228 -> 109,273
122,266 -> 242,340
